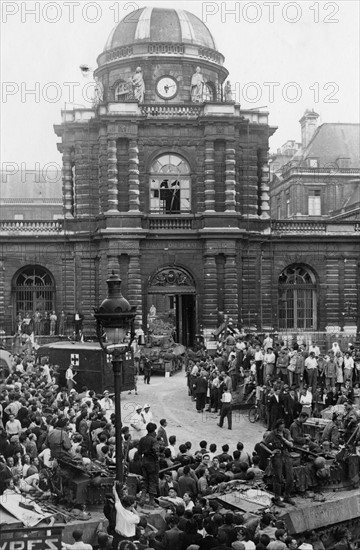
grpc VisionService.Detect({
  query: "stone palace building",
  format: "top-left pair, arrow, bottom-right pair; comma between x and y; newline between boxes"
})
0,7 -> 359,347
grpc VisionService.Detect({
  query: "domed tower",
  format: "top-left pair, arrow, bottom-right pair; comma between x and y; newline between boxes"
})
54,6 -> 275,344
95,7 -> 228,105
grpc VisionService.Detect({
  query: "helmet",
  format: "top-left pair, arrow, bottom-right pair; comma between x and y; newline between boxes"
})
314,456 -> 326,470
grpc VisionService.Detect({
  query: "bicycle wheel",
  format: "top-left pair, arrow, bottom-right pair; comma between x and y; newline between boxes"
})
248,406 -> 257,423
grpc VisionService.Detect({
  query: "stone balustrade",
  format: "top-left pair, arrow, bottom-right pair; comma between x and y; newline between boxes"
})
148,217 -> 193,230
282,166 -> 360,177
140,104 -> 201,118
271,221 -> 327,233
0,220 -> 64,233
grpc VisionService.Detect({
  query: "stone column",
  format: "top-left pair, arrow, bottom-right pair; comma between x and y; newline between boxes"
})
107,139 -> 119,213
204,140 -> 215,212
260,163 -> 270,219
62,147 -> 74,218
224,255 -> 239,324
128,139 -> 140,212
203,255 -> 218,328
127,254 -> 142,328
225,143 -> 236,212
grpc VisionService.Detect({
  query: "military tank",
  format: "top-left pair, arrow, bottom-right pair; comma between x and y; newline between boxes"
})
275,450 -> 360,546
211,448 -> 360,548
135,317 -> 185,376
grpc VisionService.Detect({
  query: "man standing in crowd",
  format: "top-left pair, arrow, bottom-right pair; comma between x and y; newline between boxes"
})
265,419 -> 295,508
138,422 -> 160,508
217,387 -> 232,430
65,362 -> 77,393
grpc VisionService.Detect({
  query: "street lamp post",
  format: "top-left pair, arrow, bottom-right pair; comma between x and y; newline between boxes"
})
94,271 -> 136,483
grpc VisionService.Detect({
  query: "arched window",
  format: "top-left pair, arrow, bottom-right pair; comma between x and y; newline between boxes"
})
149,154 -> 191,214
13,266 -> 55,317
278,265 -> 317,330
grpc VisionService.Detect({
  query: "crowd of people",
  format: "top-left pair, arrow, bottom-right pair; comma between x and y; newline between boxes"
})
0,331 -> 359,550
186,332 -> 360,433
14,309 -> 84,339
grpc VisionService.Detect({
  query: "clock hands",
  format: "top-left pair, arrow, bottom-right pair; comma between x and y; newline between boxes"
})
163,84 -> 176,93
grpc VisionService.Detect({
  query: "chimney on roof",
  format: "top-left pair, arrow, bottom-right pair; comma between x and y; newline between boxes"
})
299,109 -> 320,148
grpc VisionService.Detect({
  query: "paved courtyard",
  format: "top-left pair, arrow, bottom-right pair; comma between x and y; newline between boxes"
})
120,368 -> 265,453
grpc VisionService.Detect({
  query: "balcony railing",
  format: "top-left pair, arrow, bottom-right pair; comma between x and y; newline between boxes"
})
271,221 -> 327,233
148,217 -> 194,230
140,104 -> 202,119
0,220 -> 64,233
282,166 -> 360,178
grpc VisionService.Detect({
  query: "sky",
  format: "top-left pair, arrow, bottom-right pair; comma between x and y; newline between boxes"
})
1,0 -> 359,175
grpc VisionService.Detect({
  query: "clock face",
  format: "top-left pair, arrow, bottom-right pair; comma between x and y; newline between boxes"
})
156,76 -> 178,99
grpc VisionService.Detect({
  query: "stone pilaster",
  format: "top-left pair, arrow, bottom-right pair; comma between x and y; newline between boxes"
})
225,143 -> 236,212
99,128 -> 108,214
107,139 -> 119,213
74,144 -> 88,217
204,140 -> 215,212
224,255 -> 239,324
128,140 -> 140,212
127,254 -> 142,328
203,255 -> 218,328
260,163 -> 270,219
62,147 -> 74,218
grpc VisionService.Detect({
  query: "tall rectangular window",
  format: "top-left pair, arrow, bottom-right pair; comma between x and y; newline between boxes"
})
308,190 -> 321,215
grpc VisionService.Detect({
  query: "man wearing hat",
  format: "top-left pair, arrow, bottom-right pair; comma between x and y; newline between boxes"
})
129,405 -> 146,440
138,422 -> 159,508
99,391 -> 115,421
141,404 -> 153,425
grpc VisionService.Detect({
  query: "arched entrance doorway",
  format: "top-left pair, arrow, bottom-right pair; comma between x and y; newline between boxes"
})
147,267 -> 196,347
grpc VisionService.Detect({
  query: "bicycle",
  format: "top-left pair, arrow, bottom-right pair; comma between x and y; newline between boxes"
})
248,401 -> 267,424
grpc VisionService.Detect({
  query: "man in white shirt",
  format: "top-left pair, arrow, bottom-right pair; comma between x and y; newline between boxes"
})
65,363 -> 77,393
99,391 -> 115,420
62,529 -> 92,550
263,334 -> 274,352
304,352 -> 318,389
5,414 -> 22,437
217,389 -> 232,430
141,404 -> 153,425
113,484 -> 140,545
129,405 -> 147,440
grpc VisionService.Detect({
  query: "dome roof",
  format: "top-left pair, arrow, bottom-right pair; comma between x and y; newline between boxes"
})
104,7 -> 217,51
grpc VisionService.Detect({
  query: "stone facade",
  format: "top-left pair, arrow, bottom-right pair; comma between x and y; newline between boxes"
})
0,8 -> 359,344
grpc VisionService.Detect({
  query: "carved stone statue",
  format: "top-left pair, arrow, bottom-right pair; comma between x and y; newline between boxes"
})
224,80 -> 233,102
132,67 -> 145,103
191,66 -> 205,103
91,76 -> 104,107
